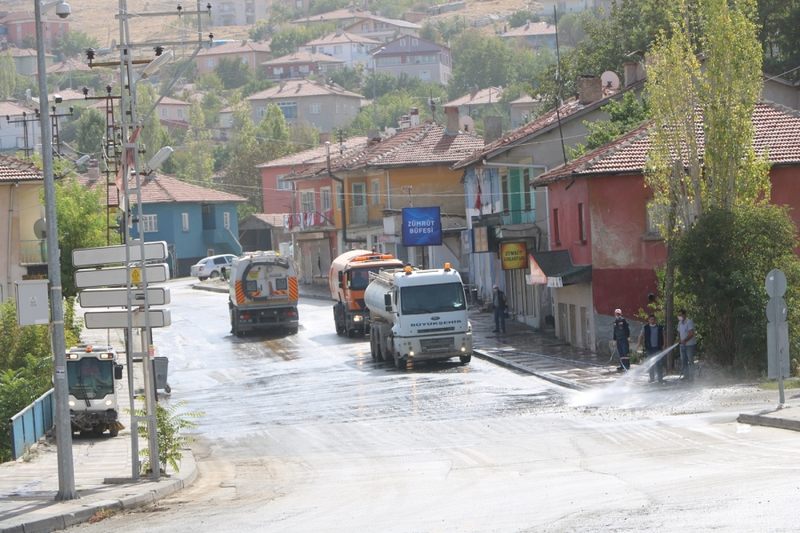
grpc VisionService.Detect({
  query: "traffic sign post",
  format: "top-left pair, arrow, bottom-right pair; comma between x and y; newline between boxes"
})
72,241 -> 171,481
765,269 -> 790,405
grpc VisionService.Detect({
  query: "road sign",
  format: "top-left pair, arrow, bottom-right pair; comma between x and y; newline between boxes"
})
765,269 -> 787,298
83,309 -> 171,329
78,287 -> 170,308
72,241 -> 168,268
75,264 -> 169,289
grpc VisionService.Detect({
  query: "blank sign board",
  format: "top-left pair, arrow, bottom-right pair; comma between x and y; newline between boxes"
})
84,309 -> 171,329
78,287 -> 170,308
72,241 -> 168,268
75,264 -> 169,288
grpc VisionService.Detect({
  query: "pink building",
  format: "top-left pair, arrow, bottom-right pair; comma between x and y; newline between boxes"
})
0,12 -> 68,50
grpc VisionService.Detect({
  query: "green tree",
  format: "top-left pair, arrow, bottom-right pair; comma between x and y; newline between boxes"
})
268,24 -> 333,57
257,103 -> 290,161
224,102 -> 262,209
570,92 -> 649,158
0,50 -> 16,99
289,121 -> 319,152
175,102 -> 214,186
52,30 -> 99,59
201,91 -> 223,129
215,58 -> 254,90
196,71 -> 223,92
508,9 -> 540,28
135,84 -> 170,162
448,33 -> 514,98
73,108 -> 106,157
54,178 -> 108,297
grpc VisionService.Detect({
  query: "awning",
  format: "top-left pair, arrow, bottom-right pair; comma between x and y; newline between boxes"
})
528,250 -> 592,287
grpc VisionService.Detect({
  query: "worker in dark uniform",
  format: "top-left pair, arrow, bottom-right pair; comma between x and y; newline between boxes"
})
613,308 -> 631,371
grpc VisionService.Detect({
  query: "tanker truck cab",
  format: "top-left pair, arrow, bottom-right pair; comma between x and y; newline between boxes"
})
366,263 -> 473,369
66,345 -> 124,437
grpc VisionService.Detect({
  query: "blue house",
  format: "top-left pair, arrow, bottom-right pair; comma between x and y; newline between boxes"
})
79,171 -> 246,277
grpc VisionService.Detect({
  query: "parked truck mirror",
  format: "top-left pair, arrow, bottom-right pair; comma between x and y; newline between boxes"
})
114,363 -> 123,380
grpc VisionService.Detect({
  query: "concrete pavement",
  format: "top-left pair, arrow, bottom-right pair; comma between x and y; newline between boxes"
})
4,279 -> 786,531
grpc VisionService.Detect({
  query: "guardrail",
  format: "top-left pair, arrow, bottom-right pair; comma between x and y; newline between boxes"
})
9,388 -> 54,460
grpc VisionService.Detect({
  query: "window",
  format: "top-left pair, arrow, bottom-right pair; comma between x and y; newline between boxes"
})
419,70 -> 430,81
276,175 -> 292,190
300,190 -> 315,213
500,168 -> 509,212
277,101 -> 297,119
336,183 -> 343,209
320,187 -> 331,211
309,103 -> 321,114
646,201 -> 668,238
352,182 -> 366,207
334,45 -> 342,54
223,211 -> 231,230
141,214 -> 158,233
181,212 -> 189,232
371,178 -> 380,205
552,208 -> 560,245
578,203 -> 586,243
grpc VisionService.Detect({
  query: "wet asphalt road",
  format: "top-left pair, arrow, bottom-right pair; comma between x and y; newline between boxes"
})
72,279 -> 800,532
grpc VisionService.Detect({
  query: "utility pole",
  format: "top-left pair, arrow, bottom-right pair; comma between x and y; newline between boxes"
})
35,0 -> 76,501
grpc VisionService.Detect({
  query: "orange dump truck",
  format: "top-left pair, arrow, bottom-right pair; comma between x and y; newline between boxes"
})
329,250 -> 403,337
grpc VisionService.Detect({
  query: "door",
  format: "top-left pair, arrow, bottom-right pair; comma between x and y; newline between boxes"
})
351,182 -> 367,224
568,304 -> 577,345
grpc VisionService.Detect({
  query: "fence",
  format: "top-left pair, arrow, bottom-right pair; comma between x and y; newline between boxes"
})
9,388 -> 54,460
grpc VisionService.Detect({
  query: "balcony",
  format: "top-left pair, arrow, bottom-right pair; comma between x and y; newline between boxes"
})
285,211 -> 334,232
19,239 -> 47,265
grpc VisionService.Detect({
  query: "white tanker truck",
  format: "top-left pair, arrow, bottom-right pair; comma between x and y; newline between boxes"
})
365,263 -> 472,369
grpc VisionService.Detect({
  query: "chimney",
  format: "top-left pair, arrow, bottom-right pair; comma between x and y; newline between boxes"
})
484,116 -> 502,143
398,114 -> 410,130
409,107 -> 420,127
444,105 -> 459,136
623,60 -> 645,87
86,157 -> 100,182
577,75 -> 602,105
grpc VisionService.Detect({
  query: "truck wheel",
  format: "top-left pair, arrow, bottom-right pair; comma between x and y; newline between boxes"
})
347,328 -> 355,338
109,426 -> 119,438
394,353 -> 405,370
460,355 -> 472,365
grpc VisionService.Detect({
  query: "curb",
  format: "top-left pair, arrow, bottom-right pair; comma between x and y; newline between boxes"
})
192,283 -> 227,294
472,349 -> 588,391
0,451 -> 197,533
737,413 -> 800,432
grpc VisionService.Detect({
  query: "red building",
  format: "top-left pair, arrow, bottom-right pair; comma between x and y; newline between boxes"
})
532,102 -> 800,353
0,12 -> 69,50
257,137 -> 368,284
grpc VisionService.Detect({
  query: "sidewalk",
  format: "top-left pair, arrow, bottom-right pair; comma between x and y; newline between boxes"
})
0,324 -> 197,533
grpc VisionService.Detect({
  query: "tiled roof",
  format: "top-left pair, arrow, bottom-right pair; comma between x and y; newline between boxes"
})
452,82 -> 639,169
304,31 -> 382,47
249,213 -> 286,227
5,47 -> 49,58
0,155 -> 42,182
246,79 -> 363,101
445,87 -> 504,107
501,22 -> 556,37
292,8 -> 420,29
157,96 -> 190,106
374,35 -> 448,56
197,40 -> 271,56
76,172 -> 246,204
298,123 -> 484,177
0,100 -> 35,116
257,137 -> 369,168
532,101 -> 800,185
261,50 -> 345,66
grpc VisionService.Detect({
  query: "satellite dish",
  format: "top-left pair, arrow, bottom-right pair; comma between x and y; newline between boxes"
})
33,218 -> 46,239
601,71 -> 621,91
459,115 -> 475,133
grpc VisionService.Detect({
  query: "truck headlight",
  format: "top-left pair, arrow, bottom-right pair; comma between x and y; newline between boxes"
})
105,399 -> 113,406
353,314 -> 363,322
68,400 -> 75,407
461,346 -> 466,352
409,351 -> 415,357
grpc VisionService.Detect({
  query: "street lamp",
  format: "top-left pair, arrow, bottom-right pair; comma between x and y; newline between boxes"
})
35,0 -> 76,501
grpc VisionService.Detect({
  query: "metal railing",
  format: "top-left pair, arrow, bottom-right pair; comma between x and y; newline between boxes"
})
8,388 -> 54,460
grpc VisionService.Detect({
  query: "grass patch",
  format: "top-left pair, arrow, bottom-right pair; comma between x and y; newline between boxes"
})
88,508 -> 117,523
759,377 -> 800,390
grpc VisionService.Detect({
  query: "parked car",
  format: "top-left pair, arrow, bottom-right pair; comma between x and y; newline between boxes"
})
190,254 -> 236,280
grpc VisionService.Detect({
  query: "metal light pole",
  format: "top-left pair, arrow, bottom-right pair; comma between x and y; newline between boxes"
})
34,0 -> 77,500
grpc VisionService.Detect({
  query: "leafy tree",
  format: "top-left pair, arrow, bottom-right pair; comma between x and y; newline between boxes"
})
327,66 -> 364,92
269,24 -> 333,57
289,121 -> 319,152
758,0 -> 800,81
196,72 -> 223,92
0,50 -> 16,99
508,9 -> 541,28
174,102 -> 214,187
570,92 -> 649,158
419,16 -> 468,45
135,84 -> 170,162
258,103 -> 290,160
249,20 -> 273,42
674,206 -> 800,374
73,108 -> 106,157
224,102 -> 263,209
201,91 -> 224,128
52,30 -> 99,60
54,178 -> 108,297
215,57 -> 254,90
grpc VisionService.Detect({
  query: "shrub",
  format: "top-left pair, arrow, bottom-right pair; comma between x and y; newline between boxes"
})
137,401 -> 201,475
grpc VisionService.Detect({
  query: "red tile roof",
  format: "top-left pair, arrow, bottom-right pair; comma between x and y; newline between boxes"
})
257,137 -> 369,169
261,50 -> 345,66
0,155 -> 42,182
76,172 -> 246,204
197,40 -> 271,56
246,79 -> 363,101
533,102 -> 800,185
452,82 -> 641,169
298,123 -> 484,177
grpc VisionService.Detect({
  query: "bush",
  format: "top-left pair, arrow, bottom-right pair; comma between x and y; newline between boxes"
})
137,401 -> 201,475
674,205 -> 800,375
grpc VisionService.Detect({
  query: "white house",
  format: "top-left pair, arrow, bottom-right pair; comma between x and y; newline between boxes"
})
301,31 -> 382,70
